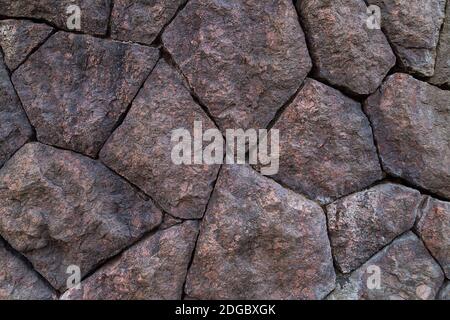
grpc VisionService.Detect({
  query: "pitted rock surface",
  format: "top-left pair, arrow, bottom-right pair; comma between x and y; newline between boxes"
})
12,32 -> 159,157
0,143 -> 162,290
162,0 -> 312,131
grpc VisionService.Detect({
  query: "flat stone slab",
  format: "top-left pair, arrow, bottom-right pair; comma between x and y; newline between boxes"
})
100,60 -> 220,219
12,32 -> 159,157
61,221 -> 199,300
162,0 -> 312,131
185,165 -> 336,300
364,73 -> 450,199
0,54 -> 33,168
297,0 -> 396,95
271,78 -> 382,204
367,0 -> 446,77
327,183 -> 422,273
0,20 -> 53,71
111,0 -> 187,45
416,197 -> 450,278
0,0 -> 111,35
0,143 -> 163,291
0,239 -> 56,300
328,232 -> 445,300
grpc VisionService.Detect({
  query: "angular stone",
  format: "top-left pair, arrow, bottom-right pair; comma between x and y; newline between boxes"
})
271,78 -> 382,204
438,281 -> 450,300
61,221 -> 198,300
430,2 -> 450,87
162,0 -> 312,131
364,73 -> 450,199
185,165 -> 336,300
0,54 -> 32,168
0,239 -> 56,300
297,0 -> 396,95
327,183 -> 422,273
12,32 -> 159,157
0,0 -> 111,35
100,60 -> 220,219
111,0 -> 187,45
0,20 -> 53,71
328,232 -> 444,300
367,0 -> 446,77
0,143 -> 163,290
415,197 -> 450,278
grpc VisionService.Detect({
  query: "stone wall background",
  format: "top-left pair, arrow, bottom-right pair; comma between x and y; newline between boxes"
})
0,0 -> 448,300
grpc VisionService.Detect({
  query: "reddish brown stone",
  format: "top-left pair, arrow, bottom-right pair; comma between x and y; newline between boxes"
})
0,20 -> 53,71
297,0 -> 396,95
0,143 -> 163,290
327,183 -> 422,273
162,0 -> 312,131
328,232 -> 444,300
366,0 -> 446,77
0,0 -> 111,35
12,32 -> 159,157
430,1 -> 450,87
61,221 -> 198,300
100,60 -> 220,219
111,0 -> 187,45
364,73 -> 450,199
0,53 -> 33,169
415,197 -> 450,278
271,78 -> 382,204
185,165 -> 336,300
0,239 -> 56,300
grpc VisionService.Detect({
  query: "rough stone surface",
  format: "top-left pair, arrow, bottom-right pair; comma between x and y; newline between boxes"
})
61,221 -> 198,300
271,78 -> 382,204
0,143 -> 163,290
297,0 -> 396,95
111,0 -> 187,45
365,73 -> 450,199
367,0 -> 446,77
0,53 -> 33,169
327,183 -> 422,273
12,32 -> 159,157
430,1 -> 450,87
100,60 -> 220,219
0,0 -> 111,35
415,197 -> 450,278
162,0 -> 312,131
438,281 -> 450,300
0,239 -> 55,300
0,20 -> 53,71
186,165 -> 336,300
328,232 -> 445,300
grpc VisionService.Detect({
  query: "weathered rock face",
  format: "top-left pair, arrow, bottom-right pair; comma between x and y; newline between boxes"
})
364,73 -> 450,199
12,32 -> 159,157
61,221 -> 198,300
328,232 -> 445,300
0,20 -> 53,71
0,239 -> 56,300
271,78 -> 382,204
415,197 -> 450,278
100,60 -> 220,219
0,0 -> 111,35
111,0 -> 187,45
162,0 -> 312,131
0,54 -> 33,169
0,143 -> 163,291
438,281 -> 450,300
366,0 -> 446,77
297,0 -> 396,95
430,1 -> 450,87
186,165 -> 336,300
327,183 -> 422,273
